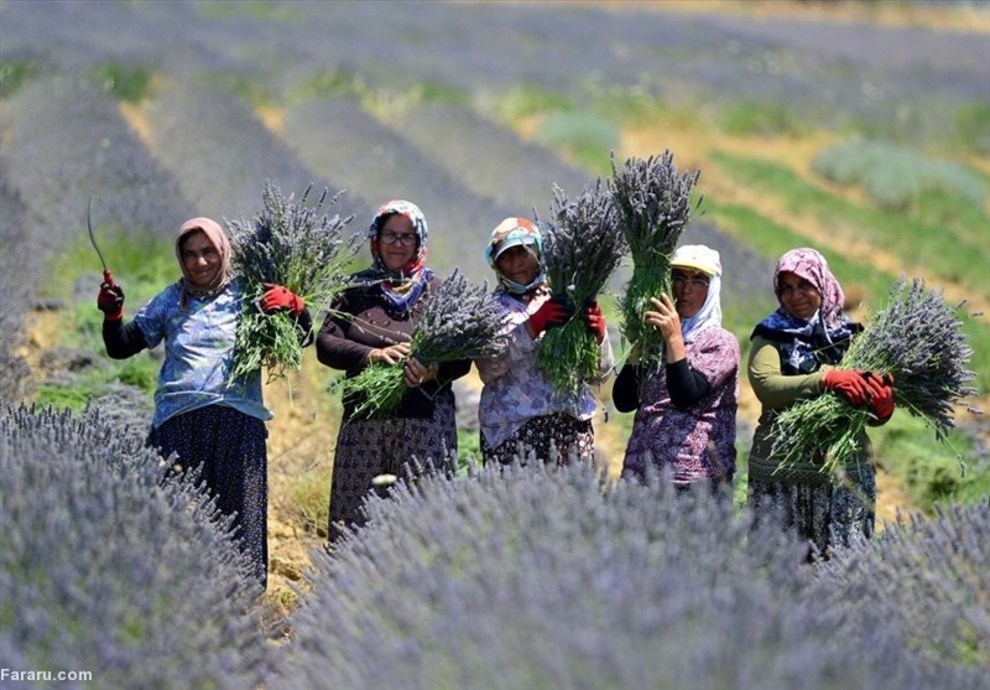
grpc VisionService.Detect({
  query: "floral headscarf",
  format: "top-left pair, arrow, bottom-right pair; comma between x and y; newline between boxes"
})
772,247 -> 846,330
361,200 -> 433,314
175,217 -> 231,308
752,247 -> 857,375
671,244 -> 722,344
484,217 -> 547,295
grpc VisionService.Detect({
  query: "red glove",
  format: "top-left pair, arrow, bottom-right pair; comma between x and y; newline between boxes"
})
583,302 -> 607,343
97,282 -> 125,321
260,284 -> 304,317
528,295 -> 574,337
821,369 -> 875,407
863,372 -> 895,424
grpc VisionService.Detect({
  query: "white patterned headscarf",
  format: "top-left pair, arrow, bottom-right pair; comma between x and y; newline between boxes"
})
671,244 -> 722,344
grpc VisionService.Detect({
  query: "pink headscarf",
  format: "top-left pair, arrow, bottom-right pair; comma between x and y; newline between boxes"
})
175,217 -> 231,307
773,247 -> 845,329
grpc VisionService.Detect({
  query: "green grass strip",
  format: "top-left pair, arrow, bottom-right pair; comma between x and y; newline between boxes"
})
705,199 -> 990,390
711,151 -> 990,303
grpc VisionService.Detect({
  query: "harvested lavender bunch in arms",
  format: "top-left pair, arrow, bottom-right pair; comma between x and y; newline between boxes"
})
343,269 -> 507,417
770,278 -> 977,478
611,151 -> 701,368
536,180 -> 626,397
227,180 -> 360,381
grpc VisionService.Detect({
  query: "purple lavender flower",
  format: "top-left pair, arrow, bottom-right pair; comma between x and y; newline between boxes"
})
273,460 -> 985,689
227,180 -> 361,381
535,179 -> 625,396
611,151 -> 701,366
812,498 -> 990,669
342,269 -> 507,417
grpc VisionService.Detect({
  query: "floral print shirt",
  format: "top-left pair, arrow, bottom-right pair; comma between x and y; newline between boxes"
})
476,291 -> 613,450
622,326 -> 739,485
135,280 -> 270,429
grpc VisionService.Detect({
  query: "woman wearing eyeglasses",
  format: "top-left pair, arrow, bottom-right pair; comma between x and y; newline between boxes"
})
316,200 -> 470,543
613,245 -> 739,497
746,247 -> 894,559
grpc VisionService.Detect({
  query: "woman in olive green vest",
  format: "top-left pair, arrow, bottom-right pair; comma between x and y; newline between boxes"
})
746,248 -> 894,559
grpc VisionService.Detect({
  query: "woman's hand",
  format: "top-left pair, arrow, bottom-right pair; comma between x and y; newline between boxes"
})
404,357 -> 439,388
822,369 -> 876,406
863,372 -> 895,424
260,284 -> 305,317
366,342 -> 411,365
526,295 -> 573,338
644,295 -> 686,363
97,281 -> 125,321
583,302 -> 607,344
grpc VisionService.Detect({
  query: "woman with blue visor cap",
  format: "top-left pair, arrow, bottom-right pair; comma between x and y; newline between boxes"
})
475,217 -> 613,466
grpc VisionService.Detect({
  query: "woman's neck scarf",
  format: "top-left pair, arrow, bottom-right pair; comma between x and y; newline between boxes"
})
361,200 -> 432,315
672,245 -> 723,344
175,217 -> 231,309
752,247 -> 857,375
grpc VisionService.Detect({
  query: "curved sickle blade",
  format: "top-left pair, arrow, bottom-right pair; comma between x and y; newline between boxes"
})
87,196 -> 108,272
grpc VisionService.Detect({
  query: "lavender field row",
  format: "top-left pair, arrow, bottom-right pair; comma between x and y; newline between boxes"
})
3,1 -> 987,140
3,404 -> 987,689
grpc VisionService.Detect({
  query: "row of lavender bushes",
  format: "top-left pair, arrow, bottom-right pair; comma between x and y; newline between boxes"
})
277,460 -> 989,689
3,1 -> 985,150
0,404 -> 272,689
3,403 -> 986,687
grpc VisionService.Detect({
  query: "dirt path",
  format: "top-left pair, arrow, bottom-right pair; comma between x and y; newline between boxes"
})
259,352 -> 338,623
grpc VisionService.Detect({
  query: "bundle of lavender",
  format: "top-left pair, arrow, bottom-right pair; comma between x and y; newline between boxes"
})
342,269 -> 507,418
535,180 -> 625,397
227,180 -> 360,381
611,151 -> 701,367
770,279 -> 977,478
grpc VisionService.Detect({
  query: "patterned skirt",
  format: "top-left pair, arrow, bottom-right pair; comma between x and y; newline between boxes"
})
148,404 -> 268,585
328,392 -> 457,543
747,468 -> 876,560
480,413 -> 595,467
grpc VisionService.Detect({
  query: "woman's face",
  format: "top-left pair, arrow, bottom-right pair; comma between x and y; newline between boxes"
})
671,268 -> 710,319
180,230 -> 221,288
495,245 -> 539,286
378,214 -> 418,272
777,270 -> 822,320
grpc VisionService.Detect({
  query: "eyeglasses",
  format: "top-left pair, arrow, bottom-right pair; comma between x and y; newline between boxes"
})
379,231 -> 418,246
672,274 -> 710,290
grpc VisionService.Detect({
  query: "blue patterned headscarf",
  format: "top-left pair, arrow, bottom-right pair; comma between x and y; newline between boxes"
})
752,248 -> 857,375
